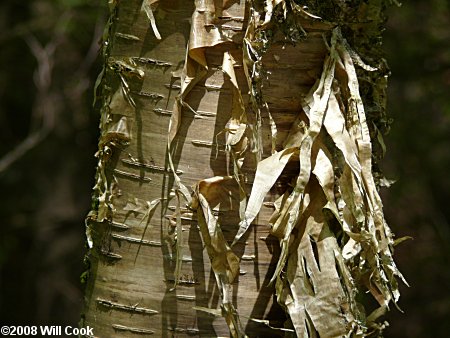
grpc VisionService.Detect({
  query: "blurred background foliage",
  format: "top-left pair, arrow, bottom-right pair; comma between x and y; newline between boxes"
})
0,0 -> 105,326
0,0 -> 448,336
382,0 -> 450,336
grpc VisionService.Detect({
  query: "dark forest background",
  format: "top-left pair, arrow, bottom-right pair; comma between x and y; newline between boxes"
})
0,1 -> 449,337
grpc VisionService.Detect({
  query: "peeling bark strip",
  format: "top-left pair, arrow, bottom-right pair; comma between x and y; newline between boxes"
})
83,0 -> 404,337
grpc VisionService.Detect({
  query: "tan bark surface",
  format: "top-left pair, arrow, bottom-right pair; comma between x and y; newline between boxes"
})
82,1 -> 404,337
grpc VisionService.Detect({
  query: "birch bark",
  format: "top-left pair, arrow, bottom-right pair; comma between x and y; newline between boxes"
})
82,1 -> 403,337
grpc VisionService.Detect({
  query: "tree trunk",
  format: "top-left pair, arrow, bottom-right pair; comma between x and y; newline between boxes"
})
82,1 -> 404,337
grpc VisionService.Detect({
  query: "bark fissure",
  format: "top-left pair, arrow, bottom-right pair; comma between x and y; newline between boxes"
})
97,298 -> 159,315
